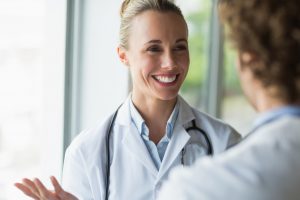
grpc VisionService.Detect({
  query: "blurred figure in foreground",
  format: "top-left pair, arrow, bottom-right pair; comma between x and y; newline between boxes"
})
158,0 -> 300,199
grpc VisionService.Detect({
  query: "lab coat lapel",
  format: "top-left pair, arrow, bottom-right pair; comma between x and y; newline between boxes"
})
117,96 -> 158,176
157,96 -> 195,180
122,125 -> 158,176
157,125 -> 190,180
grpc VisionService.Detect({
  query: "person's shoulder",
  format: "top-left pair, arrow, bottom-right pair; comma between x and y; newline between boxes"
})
223,116 -> 300,163
178,96 -> 241,147
261,115 -> 300,135
186,101 -> 239,136
248,116 -> 300,150
159,115 -> 300,200
178,95 -> 233,126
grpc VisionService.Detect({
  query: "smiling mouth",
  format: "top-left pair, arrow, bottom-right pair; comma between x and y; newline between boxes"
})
152,74 -> 179,84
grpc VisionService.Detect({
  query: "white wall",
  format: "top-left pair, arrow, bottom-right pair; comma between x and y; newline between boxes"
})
78,0 -> 128,131
43,0 -> 66,180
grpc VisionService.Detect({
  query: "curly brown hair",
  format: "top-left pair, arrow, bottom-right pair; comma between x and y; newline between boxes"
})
218,0 -> 300,103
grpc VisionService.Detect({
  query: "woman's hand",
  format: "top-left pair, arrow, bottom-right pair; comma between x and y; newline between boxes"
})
15,176 -> 78,200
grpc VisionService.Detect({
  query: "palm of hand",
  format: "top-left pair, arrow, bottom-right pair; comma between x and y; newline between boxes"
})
15,176 -> 78,200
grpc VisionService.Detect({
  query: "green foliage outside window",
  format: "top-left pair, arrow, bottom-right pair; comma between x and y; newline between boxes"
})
180,0 -> 241,107
223,40 -> 242,95
181,1 -> 211,92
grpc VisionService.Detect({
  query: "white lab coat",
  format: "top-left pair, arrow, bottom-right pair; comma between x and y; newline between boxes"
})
62,95 -> 240,200
158,116 -> 300,200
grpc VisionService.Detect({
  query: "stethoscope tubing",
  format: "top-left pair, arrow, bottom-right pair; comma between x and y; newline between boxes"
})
185,120 -> 213,156
105,107 -> 120,200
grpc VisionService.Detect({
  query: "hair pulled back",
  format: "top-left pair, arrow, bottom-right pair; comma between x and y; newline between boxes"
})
119,0 -> 185,49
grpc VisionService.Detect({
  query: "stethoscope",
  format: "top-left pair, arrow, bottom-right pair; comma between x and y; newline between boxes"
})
104,106 -> 213,200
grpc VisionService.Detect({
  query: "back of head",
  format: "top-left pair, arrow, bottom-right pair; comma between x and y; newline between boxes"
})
218,0 -> 300,103
119,0 -> 185,49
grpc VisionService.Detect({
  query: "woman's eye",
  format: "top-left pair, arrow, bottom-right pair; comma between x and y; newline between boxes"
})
147,46 -> 162,52
174,45 -> 187,51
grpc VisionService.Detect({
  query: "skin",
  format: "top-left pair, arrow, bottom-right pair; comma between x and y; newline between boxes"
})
14,176 -> 77,200
15,10 -> 189,199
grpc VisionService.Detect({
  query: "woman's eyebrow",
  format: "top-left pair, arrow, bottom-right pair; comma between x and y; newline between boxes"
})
144,40 -> 162,45
176,38 -> 187,43
143,38 -> 187,46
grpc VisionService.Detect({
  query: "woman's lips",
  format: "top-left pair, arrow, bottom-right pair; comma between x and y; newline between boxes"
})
152,74 -> 179,85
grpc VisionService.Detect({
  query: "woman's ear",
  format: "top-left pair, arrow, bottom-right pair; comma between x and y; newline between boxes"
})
117,46 -> 129,66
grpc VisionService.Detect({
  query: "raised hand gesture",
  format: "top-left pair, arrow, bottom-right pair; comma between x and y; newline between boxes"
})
15,176 -> 78,200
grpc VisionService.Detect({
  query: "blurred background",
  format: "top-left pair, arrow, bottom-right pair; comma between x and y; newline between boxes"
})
0,0 -> 256,199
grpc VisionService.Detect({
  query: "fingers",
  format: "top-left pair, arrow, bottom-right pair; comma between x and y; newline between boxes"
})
14,182 -> 39,200
23,178 -> 40,195
15,178 -> 57,200
50,176 -> 64,194
50,176 -> 78,200
15,176 -> 77,200
34,178 -> 50,196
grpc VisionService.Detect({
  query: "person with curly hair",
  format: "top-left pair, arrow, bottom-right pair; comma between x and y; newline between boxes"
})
158,0 -> 300,199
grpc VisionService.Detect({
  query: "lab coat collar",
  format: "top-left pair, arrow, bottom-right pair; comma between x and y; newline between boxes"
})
115,95 -> 132,126
157,96 -> 195,180
176,95 -> 196,125
122,124 -> 158,176
117,96 -> 158,176
116,95 -> 194,127
115,95 -> 197,179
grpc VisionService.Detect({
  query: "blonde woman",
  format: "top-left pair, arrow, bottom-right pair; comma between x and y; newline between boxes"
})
15,0 -> 240,199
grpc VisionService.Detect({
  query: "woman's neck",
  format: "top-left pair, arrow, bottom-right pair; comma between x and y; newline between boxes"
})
131,94 -> 177,144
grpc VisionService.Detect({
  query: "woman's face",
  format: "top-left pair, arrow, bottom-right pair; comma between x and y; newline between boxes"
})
119,10 -> 189,102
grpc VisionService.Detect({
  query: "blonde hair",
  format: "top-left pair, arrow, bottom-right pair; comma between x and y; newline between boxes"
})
119,0 -> 185,49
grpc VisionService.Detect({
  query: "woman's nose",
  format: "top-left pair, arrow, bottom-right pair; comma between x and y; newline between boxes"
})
161,52 -> 176,69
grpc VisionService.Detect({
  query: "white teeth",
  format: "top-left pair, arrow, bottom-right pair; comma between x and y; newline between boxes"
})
155,75 -> 176,83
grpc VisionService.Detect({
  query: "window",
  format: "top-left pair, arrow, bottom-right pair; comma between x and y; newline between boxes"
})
178,0 -> 212,111
0,0 -> 66,198
221,40 -> 257,135
178,0 -> 256,135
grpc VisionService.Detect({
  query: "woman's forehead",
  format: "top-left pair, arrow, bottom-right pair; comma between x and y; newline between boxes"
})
129,10 -> 188,43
